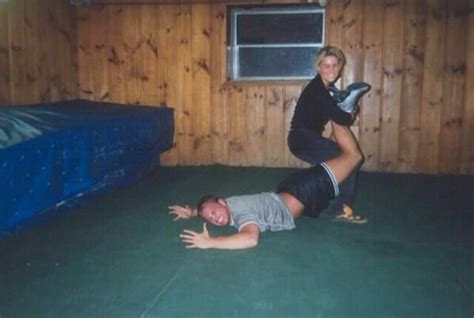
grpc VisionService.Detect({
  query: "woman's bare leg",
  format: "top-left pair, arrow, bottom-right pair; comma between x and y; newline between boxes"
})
324,121 -> 363,184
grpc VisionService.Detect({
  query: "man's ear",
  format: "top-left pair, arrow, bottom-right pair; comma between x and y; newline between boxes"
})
217,198 -> 227,206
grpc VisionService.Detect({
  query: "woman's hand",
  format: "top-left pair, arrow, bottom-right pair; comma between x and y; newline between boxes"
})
169,204 -> 196,220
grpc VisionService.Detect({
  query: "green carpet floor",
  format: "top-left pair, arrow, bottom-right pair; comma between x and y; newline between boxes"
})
1,166 -> 472,318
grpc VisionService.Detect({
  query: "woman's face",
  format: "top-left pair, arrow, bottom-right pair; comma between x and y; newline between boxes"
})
316,55 -> 342,87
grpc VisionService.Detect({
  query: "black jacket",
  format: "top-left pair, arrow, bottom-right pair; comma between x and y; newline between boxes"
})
290,75 -> 352,135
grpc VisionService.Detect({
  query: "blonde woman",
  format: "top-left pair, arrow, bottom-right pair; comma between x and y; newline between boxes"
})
288,45 -> 366,223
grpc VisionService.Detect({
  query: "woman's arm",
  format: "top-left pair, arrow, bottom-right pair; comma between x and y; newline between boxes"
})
322,91 -> 354,125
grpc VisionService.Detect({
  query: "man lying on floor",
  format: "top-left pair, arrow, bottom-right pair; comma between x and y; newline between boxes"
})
169,121 -> 365,250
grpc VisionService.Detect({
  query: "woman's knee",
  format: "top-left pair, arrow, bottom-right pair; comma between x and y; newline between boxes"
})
351,146 -> 364,166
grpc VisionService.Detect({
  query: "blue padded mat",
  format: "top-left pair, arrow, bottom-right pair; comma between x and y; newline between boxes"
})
0,100 -> 174,236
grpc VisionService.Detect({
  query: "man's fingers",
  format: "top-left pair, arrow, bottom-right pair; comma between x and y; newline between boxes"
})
169,205 -> 185,212
203,223 -> 208,234
180,233 -> 194,239
182,229 -> 196,235
170,212 -> 181,221
169,212 -> 180,221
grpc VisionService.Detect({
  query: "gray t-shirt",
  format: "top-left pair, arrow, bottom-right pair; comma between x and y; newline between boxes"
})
226,192 -> 295,232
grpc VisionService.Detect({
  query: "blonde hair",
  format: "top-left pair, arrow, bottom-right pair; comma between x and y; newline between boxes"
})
315,46 -> 346,68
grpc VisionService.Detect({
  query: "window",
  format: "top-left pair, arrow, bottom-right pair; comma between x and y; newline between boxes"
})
227,4 -> 325,81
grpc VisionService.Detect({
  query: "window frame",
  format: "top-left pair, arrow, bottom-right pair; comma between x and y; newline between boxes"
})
227,4 -> 325,81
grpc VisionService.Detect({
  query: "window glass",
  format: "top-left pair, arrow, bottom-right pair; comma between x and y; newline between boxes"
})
239,47 -> 317,78
237,13 -> 324,44
228,5 -> 325,80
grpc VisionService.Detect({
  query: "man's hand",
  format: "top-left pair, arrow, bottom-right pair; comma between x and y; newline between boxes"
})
169,204 -> 196,221
180,223 -> 259,250
180,223 -> 213,249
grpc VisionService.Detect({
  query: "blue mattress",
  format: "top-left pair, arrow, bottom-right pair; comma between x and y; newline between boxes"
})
0,100 -> 174,236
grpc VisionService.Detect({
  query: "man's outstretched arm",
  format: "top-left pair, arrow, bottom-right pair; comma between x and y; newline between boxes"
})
180,223 -> 260,250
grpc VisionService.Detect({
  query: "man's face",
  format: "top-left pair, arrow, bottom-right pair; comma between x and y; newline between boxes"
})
200,199 -> 230,226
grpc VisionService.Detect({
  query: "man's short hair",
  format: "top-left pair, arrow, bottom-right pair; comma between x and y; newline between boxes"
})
196,195 -> 220,216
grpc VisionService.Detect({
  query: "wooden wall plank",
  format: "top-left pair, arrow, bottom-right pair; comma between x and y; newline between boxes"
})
246,86 -> 266,166
398,0 -> 426,172
460,0 -> 474,174
77,7 -> 95,100
157,5 -> 179,164
227,85 -> 247,165
9,0 -> 29,104
46,4 -> 63,100
417,0 -> 446,173
25,1 -> 42,102
139,5 -> 159,106
40,3 -> 53,101
106,6 -> 125,103
438,0 -> 467,173
123,6 -> 144,104
324,0 -> 344,142
283,85 -> 307,167
157,5 -> 175,107
55,2 -> 78,100
326,0 -> 343,49
191,3 -> 212,165
359,0 -> 384,171
66,2 -> 79,99
265,86 -> 285,167
6,0 -> 75,105
176,4 -> 194,165
210,3 -> 229,165
342,0 -> 364,140
0,4 -> 11,104
155,5 -> 167,106
91,6 -> 111,102
323,0 -> 344,140
379,0 -> 404,172
342,0 -> 364,86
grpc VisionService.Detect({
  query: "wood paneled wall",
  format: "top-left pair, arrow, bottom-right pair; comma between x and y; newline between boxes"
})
76,0 -> 473,174
0,0 -> 77,105
0,5 -> 10,103
1,0 -> 472,174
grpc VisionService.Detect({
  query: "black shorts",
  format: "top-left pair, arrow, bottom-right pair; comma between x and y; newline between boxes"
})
277,163 -> 338,218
